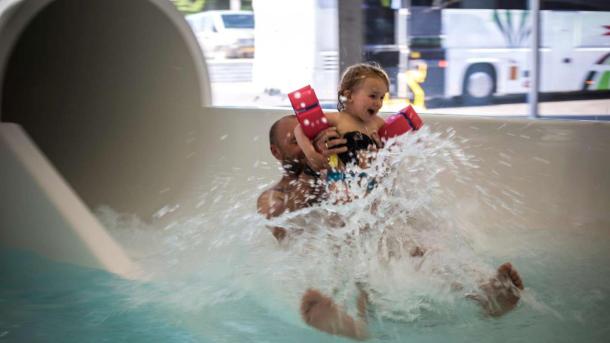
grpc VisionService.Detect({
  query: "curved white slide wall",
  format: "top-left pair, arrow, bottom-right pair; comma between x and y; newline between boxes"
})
0,0 -> 210,278
1,0 -> 610,279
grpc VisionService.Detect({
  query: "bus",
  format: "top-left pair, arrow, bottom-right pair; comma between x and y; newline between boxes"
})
252,0 -> 610,105
405,0 -> 610,104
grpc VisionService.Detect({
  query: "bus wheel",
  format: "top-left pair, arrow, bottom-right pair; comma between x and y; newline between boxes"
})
462,64 -> 496,105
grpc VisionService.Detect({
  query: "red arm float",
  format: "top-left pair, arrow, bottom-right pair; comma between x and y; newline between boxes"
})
378,105 -> 423,141
287,85 -> 330,140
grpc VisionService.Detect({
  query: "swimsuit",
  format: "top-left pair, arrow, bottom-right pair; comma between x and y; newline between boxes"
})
302,131 -> 377,191
328,131 -> 379,191
337,131 -> 378,166
303,165 -> 321,178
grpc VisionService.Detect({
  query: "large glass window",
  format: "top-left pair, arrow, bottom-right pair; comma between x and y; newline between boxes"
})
178,0 -> 610,118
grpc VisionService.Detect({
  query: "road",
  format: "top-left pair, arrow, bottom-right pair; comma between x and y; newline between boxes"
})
208,58 -> 610,119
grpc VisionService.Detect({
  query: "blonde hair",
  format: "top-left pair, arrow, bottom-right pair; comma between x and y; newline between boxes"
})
337,62 -> 390,111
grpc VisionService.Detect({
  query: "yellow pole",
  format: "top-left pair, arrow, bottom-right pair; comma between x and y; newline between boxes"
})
405,63 -> 428,110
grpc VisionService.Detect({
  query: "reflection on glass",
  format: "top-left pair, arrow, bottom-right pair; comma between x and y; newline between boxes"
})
179,0 -> 610,118
187,10 -> 254,60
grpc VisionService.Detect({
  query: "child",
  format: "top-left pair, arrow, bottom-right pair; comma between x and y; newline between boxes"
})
294,62 -> 390,174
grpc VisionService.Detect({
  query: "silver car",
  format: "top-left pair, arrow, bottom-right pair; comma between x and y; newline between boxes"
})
187,10 -> 255,59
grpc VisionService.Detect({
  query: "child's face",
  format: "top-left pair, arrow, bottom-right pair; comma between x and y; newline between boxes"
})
345,77 -> 387,123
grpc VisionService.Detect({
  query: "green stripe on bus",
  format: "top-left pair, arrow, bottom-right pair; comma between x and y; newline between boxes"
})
597,71 -> 610,90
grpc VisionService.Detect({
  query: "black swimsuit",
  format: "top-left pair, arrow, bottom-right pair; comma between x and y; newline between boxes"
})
326,131 -> 378,190
337,131 -> 378,166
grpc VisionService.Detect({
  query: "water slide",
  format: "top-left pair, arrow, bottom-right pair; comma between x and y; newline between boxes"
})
1,0 -> 610,284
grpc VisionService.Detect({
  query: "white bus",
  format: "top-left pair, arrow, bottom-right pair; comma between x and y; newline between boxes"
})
405,0 -> 610,104
252,0 -> 610,104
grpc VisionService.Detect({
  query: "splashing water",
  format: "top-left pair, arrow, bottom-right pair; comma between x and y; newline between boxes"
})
261,127 -> 499,322
94,126 -> 520,328
4,126 -> 610,342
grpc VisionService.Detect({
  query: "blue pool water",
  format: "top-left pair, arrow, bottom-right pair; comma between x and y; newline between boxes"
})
2,226 -> 610,343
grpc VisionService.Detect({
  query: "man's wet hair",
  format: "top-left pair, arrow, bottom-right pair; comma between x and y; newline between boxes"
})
269,115 -> 296,146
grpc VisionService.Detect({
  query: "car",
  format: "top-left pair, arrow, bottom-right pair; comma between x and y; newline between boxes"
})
186,10 -> 254,59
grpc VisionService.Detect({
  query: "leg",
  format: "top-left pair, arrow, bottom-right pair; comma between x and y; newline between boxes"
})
300,289 -> 369,340
469,262 -> 524,317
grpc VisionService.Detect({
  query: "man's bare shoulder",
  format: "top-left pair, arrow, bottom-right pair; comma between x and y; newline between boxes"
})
257,183 -> 281,204
257,178 -> 293,218
257,190 -> 280,217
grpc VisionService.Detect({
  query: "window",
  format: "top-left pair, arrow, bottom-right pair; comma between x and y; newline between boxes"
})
221,14 -> 254,29
181,1 -> 610,117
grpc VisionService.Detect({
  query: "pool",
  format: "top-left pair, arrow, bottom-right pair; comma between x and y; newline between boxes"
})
1,1 -> 609,341
3,125 -> 609,342
0,232 -> 608,343
2,195 -> 610,342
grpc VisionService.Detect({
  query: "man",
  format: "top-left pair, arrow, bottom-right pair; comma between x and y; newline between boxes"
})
257,115 -> 369,339
257,115 -> 525,340
257,114 -> 347,240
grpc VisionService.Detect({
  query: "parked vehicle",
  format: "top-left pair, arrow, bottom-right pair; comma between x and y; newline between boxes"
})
187,10 -> 254,59
406,1 -> 610,104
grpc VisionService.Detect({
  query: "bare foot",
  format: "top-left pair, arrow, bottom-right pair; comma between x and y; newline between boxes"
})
271,226 -> 286,241
301,289 -> 368,340
470,262 -> 524,317
409,246 -> 425,257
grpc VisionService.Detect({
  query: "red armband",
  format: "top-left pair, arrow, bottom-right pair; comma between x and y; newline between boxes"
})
378,105 -> 423,141
287,85 -> 330,140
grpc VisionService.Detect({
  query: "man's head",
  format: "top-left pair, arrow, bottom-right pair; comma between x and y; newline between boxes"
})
269,115 -> 307,174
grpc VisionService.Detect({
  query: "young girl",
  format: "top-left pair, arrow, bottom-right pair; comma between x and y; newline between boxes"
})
294,62 -> 389,175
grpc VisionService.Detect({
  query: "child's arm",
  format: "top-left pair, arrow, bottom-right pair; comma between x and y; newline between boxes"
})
371,116 -> 387,148
294,124 -> 329,172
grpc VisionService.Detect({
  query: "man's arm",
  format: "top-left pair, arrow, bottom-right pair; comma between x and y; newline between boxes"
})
311,127 -> 348,159
257,175 -> 324,241
257,188 -> 290,241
